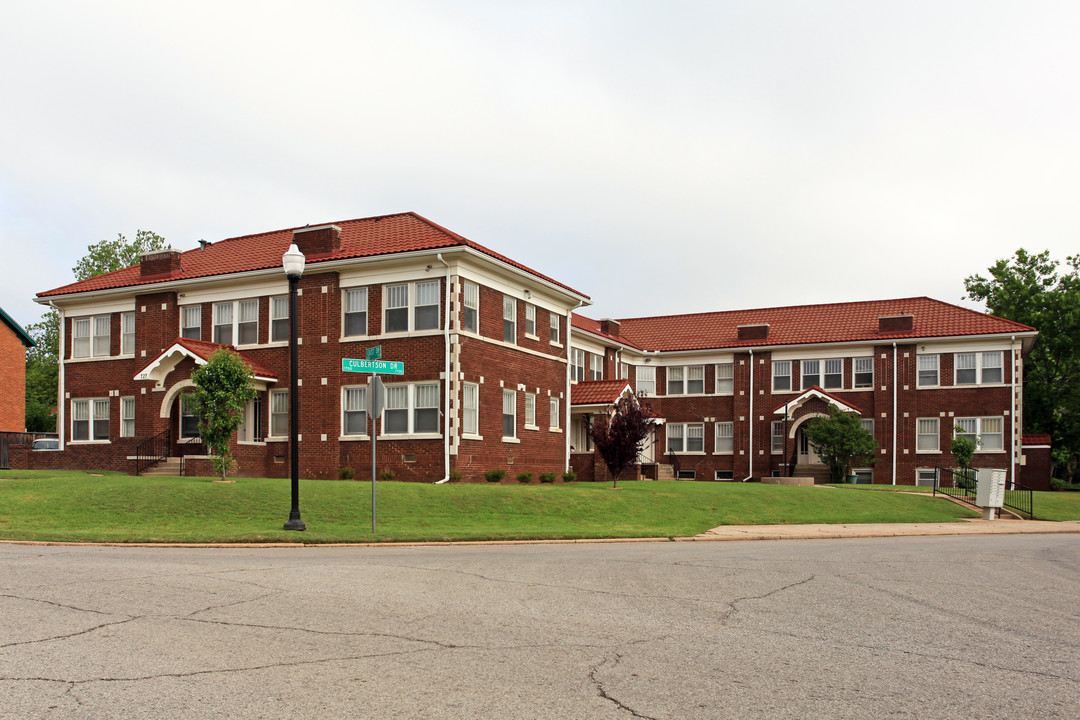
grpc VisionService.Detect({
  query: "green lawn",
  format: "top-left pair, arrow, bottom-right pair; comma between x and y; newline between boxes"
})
827,482 -> 1080,521
0,470 -> 986,544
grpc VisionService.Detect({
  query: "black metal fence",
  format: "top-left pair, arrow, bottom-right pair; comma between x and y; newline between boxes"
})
177,438 -> 207,477
934,467 -> 1035,519
135,429 -> 171,476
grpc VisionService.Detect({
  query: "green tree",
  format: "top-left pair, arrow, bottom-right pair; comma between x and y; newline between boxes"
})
802,406 -> 878,482
25,231 -> 166,432
588,395 -> 653,488
965,250 -> 1080,481
189,348 -> 257,481
950,428 -> 979,489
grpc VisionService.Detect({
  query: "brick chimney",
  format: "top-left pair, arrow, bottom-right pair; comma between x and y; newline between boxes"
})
878,314 -> 914,332
737,324 -> 769,341
140,248 -> 182,278
600,318 -> 621,337
292,224 -> 342,256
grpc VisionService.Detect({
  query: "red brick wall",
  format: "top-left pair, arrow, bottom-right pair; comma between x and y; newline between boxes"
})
0,322 -> 26,431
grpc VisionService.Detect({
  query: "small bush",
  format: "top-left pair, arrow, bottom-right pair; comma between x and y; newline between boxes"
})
562,470 -> 576,483
485,469 -> 506,483
338,467 -> 355,480
539,472 -> 556,484
449,470 -> 463,483
379,469 -> 395,481
516,472 -> 533,484
1051,477 -> 1080,491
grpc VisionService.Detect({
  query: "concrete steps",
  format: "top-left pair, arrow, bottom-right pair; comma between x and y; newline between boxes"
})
140,457 -> 182,476
657,464 -> 676,481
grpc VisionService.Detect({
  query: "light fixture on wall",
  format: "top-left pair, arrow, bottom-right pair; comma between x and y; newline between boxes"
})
524,290 -> 532,299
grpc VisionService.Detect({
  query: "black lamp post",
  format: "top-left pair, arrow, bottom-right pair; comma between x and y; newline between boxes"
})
282,243 -> 306,531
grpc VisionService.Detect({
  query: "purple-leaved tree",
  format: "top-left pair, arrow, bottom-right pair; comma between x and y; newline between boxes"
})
588,395 -> 653,488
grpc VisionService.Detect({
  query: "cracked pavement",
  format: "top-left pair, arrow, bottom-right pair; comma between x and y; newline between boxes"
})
2,535 -> 1078,719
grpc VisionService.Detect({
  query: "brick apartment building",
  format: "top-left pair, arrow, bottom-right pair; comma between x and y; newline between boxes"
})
15,212 -> 1046,487
0,306 -> 35,432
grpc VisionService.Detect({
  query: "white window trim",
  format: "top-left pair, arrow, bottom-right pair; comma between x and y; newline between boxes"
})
503,296 -> 517,345
853,356 -> 874,389
462,382 -> 481,439
181,305 -> 203,341
524,304 -> 537,339
917,354 -> 940,388
73,315 -> 112,359
342,287 -> 369,340
667,422 -> 705,454
383,281 -> 441,335
589,354 -> 604,381
636,365 -> 656,396
666,365 -> 705,396
549,397 -> 561,431
571,348 -> 586,383
120,312 -> 135,356
341,385 -> 370,439
70,397 -> 111,443
381,382 -> 441,437
120,396 -> 135,438
549,312 -> 560,345
772,360 -> 792,392
916,417 -> 940,453
954,351 -> 1005,386
269,389 -> 289,439
463,281 -> 479,335
713,421 -> 734,454
715,363 -> 734,395
502,388 -> 517,441
771,421 -> 785,454
524,393 -> 537,430
955,416 -> 1006,453
213,299 -> 261,347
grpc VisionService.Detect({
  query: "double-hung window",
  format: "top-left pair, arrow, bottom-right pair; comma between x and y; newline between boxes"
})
121,313 -> 135,355
237,299 -> 258,345
463,281 -> 478,333
414,280 -> 439,330
715,363 -> 734,394
342,386 -> 368,436
71,398 -> 109,441
525,393 -> 536,427
382,383 -> 440,435
917,418 -> 939,451
667,423 -> 704,453
270,390 -> 289,437
571,348 -> 586,382
589,355 -> 603,381
463,383 -> 479,436
823,359 -> 843,389
270,296 -> 289,343
860,418 -> 874,435
502,390 -> 516,439
213,303 -> 234,345
853,357 -> 874,389
549,313 -> 560,343
181,305 -> 202,340
636,366 -> 655,396
771,421 -> 785,454
73,316 -> 110,358
549,397 -> 560,430
801,360 -> 820,390
525,304 -> 536,337
668,366 -> 704,395
120,397 -> 135,437
918,355 -> 939,387
180,394 -> 201,438
503,296 -> 516,344
385,284 -> 410,333
773,361 -> 792,392
955,352 -> 1004,385
956,417 -> 1004,451
343,288 -> 368,337
714,422 -> 733,453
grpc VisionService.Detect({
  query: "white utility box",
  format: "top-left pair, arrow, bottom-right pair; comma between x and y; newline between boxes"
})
975,468 -> 1007,520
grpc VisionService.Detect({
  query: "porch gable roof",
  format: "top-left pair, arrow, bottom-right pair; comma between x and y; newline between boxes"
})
134,337 -> 278,386
773,386 -> 863,416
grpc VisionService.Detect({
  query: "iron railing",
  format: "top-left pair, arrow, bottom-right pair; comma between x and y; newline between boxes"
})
177,437 -> 207,477
1004,481 -> 1035,520
933,467 -> 977,506
135,429 -> 171,476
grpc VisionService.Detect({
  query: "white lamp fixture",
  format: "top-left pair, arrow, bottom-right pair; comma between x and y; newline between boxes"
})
282,243 -> 306,277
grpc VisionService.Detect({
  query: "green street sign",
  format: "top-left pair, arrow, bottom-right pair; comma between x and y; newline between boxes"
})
342,358 -> 404,375
366,345 -> 382,361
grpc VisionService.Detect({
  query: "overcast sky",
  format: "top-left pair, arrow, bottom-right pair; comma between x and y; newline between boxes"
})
2,1 -> 1078,332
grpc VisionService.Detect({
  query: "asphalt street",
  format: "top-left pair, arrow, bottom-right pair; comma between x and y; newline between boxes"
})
2,535 -> 1078,719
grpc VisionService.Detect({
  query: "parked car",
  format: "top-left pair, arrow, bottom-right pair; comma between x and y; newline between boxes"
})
32,438 -> 59,451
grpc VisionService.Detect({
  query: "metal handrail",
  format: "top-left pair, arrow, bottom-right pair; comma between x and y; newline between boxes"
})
135,429 -> 171,476
934,467 -> 1035,520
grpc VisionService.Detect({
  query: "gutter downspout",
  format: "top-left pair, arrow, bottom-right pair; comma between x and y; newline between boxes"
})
434,253 -> 452,484
742,348 -> 754,481
565,300 -> 586,474
1010,335 -> 1018,490
49,300 -> 65,449
892,342 -> 898,485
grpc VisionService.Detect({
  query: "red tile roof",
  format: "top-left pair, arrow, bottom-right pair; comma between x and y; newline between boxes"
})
171,338 -> 278,380
575,297 -> 1034,352
38,212 -> 588,300
1022,435 -> 1052,445
570,315 -> 643,349
571,380 -> 634,406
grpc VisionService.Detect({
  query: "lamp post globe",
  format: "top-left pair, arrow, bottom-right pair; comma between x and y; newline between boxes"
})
283,243 -> 306,531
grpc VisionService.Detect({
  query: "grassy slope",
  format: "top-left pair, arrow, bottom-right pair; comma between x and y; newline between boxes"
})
0,470 -> 987,544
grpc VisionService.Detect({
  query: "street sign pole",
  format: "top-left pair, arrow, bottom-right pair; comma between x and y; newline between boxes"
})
368,375 -> 385,533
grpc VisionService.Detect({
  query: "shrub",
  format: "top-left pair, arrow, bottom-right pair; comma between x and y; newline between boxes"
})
485,469 -> 506,483
449,470 -> 463,483
338,467 -> 355,480
379,469 -> 395,481
516,472 -> 533,484
562,470 -> 576,483
539,472 -> 556,484
1051,477 -> 1080,491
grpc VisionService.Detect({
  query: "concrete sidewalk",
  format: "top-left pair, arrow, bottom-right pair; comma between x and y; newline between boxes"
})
685,518 -> 1080,542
